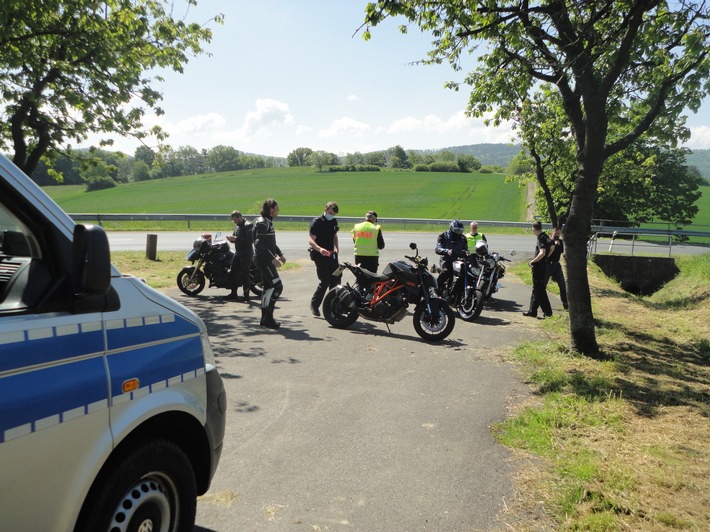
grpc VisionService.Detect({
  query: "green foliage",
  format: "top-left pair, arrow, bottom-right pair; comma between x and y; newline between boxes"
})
85,175 -> 116,191
328,165 -> 381,172
364,0 -> 710,357
287,147 -> 313,167
0,0 -> 222,175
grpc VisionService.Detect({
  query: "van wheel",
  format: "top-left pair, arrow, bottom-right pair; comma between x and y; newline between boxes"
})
76,440 -> 196,532
177,267 -> 205,296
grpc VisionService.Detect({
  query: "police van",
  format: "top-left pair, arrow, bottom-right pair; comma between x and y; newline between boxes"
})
0,154 -> 226,532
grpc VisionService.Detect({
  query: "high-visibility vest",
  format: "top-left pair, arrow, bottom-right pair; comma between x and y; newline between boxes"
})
466,232 -> 486,248
352,221 -> 380,256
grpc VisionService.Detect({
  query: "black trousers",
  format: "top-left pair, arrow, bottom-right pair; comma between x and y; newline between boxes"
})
528,263 -> 553,316
311,255 -> 339,308
228,252 -> 253,294
355,255 -> 379,273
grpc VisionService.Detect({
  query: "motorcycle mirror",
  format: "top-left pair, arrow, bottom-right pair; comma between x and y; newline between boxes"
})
215,231 -> 222,238
510,250 -> 516,256
409,242 -> 417,250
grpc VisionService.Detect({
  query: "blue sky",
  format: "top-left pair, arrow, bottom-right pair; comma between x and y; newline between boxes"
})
91,1 -> 710,158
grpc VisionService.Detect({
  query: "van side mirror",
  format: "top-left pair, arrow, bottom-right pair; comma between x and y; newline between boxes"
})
72,224 -> 111,296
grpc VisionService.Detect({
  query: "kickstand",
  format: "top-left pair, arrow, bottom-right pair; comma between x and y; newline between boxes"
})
385,323 -> 392,334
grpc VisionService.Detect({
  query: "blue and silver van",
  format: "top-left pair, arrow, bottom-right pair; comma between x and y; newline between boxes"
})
0,154 -> 226,531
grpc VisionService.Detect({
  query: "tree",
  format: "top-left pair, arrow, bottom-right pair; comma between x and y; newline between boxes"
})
364,1 -> 710,356
0,0 -> 221,176
310,150 -> 339,171
387,145 -> 410,168
134,145 -> 156,168
287,147 -> 314,167
207,145 -> 241,173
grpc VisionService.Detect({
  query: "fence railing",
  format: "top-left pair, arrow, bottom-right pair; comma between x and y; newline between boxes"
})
69,213 -> 710,239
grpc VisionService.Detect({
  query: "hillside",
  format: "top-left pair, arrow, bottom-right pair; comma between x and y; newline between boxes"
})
419,143 -> 522,168
685,148 -> 710,182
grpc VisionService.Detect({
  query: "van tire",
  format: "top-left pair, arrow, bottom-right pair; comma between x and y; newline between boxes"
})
76,439 -> 197,532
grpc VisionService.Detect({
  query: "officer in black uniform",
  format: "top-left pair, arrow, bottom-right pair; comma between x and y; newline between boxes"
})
523,220 -> 553,318
308,201 -> 339,317
546,226 -> 568,310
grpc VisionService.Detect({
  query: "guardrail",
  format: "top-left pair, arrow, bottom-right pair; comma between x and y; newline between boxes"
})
587,230 -> 710,257
68,213 -> 710,238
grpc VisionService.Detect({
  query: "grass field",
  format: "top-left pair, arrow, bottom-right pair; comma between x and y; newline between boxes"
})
501,254 -> 709,530
43,167 -> 527,222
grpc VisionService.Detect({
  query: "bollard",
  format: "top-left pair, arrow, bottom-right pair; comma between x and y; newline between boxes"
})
146,233 -> 158,261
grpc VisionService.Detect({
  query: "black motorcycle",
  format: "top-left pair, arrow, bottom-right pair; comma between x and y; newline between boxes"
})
322,243 -> 456,342
439,249 -> 512,321
176,232 -> 263,297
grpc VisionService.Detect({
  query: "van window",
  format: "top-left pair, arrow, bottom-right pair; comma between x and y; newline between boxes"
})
0,201 -> 51,311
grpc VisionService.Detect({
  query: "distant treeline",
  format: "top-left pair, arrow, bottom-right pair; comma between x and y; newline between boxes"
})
26,142 -> 709,190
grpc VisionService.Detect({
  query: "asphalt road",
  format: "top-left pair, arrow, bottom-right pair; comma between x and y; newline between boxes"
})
108,230 -> 709,259
165,260 -> 556,531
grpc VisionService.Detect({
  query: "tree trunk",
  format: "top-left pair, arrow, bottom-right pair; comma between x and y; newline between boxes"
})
565,158 -> 602,357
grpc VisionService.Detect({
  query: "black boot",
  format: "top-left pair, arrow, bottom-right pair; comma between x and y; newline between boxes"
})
260,306 -> 280,329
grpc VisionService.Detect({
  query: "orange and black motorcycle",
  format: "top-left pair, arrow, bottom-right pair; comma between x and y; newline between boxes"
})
322,243 -> 455,342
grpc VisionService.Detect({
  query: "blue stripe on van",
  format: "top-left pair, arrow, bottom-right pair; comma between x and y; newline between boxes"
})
0,356 -> 107,443
0,312 -> 205,444
0,323 -> 104,374
107,335 -> 203,392
105,313 -> 200,352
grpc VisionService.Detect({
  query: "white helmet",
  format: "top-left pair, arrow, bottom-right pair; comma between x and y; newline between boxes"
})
475,240 -> 488,256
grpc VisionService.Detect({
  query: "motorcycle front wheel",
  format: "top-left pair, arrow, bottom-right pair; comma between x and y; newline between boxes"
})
459,288 -> 485,321
413,300 -> 455,342
177,267 -> 206,296
322,287 -> 358,329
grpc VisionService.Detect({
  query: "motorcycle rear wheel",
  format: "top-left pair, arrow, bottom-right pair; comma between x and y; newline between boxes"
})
413,300 -> 455,342
177,267 -> 205,296
322,287 -> 358,328
459,288 -> 485,321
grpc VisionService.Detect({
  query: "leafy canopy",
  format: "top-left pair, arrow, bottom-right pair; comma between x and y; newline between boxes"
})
0,0 -> 222,175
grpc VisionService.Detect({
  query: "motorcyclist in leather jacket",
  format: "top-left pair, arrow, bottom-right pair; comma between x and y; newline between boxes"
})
435,219 -> 469,290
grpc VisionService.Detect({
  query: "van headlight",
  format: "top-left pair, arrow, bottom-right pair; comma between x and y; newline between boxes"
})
201,332 -> 217,370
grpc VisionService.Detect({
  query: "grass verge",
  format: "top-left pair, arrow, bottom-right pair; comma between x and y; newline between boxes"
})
499,255 -> 709,530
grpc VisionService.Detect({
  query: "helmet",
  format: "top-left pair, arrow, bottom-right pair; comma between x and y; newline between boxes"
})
475,240 -> 488,256
449,219 -> 464,235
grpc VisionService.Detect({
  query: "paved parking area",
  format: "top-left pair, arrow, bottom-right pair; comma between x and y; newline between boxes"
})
170,262 -> 557,531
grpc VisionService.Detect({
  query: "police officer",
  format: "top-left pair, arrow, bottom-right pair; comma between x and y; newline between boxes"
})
308,201 -> 340,317
435,219 -> 469,290
523,220 -> 553,318
254,199 -> 286,329
546,226 -> 568,310
352,210 -> 385,273
226,210 -> 253,301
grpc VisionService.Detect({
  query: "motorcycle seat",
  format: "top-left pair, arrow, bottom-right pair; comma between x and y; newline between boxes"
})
356,266 -> 390,282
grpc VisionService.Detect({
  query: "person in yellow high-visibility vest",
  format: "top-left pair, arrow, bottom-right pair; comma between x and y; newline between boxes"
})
352,211 -> 385,272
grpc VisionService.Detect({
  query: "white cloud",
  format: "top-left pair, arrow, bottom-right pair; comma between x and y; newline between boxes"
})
320,117 -> 371,138
239,99 -> 294,137
173,113 -> 227,134
685,126 -> 710,150
296,125 -> 312,135
347,94 -> 360,101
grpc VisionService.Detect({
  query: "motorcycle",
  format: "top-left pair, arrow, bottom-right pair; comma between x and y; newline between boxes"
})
176,232 -> 263,297
439,247 -> 513,321
322,243 -> 456,342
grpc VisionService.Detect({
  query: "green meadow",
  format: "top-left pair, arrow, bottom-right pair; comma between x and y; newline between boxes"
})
43,167 -> 527,222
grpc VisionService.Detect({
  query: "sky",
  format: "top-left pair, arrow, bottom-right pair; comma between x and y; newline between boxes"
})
84,1 -> 710,158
